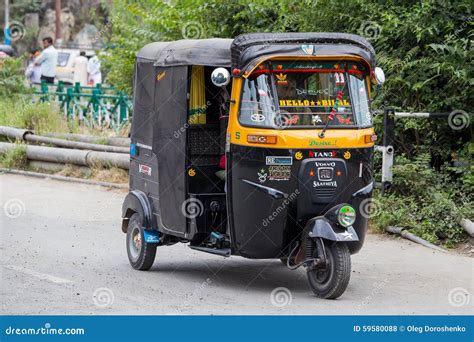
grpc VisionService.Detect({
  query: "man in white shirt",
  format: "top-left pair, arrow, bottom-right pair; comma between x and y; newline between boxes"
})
73,51 -> 89,86
87,55 -> 102,86
34,37 -> 58,84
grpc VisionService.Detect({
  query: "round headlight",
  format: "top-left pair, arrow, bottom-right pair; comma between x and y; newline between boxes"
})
337,205 -> 356,227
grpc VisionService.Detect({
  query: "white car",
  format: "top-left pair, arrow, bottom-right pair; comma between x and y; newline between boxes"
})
56,48 -> 95,84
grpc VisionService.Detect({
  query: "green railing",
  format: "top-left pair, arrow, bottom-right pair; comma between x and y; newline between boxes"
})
34,81 -> 132,129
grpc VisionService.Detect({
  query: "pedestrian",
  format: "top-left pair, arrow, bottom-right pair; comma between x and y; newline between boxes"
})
87,55 -> 102,86
73,51 -> 88,86
25,48 -> 42,85
34,37 -> 58,84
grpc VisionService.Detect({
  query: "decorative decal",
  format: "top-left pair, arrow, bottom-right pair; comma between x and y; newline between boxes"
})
294,151 -> 304,160
235,132 -> 241,140
156,71 -> 166,81
251,113 -> 265,122
275,73 -> 288,85
279,99 -> 350,107
309,151 -> 336,158
268,166 -> 291,181
188,168 -> 196,177
296,88 -> 330,96
284,114 -> 299,125
336,114 -> 352,125
312,115 -> 323,125
139,164 -> 152,176
266,156 -> 293,166
312,161 -> 338,188
318,167 -> 334,181
343,151 -> 351,160
309,140 -> 337,147
301,44 -> 314,55
257,168 -> 268,183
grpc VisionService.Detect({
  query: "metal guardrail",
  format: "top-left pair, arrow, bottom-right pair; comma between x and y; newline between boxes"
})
33,81 -> 132,130
376,108 -> 469,194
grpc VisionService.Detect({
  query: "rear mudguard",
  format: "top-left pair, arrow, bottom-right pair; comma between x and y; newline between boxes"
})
121,190 -> 154,233
306,217 -> 359,242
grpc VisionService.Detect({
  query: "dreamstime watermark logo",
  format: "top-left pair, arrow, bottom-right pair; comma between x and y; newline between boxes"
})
262,189 -> 300,227
175,278 -> 212,313
270,287 -> 292,307
181,198 -> 204,219
7,20 -> 26,42
448,287 -> 470,307
448,110 -> 470,130
181,21 -> 204,39
359,21 -> 382,41
4,199 -> 26,218
359,198 -> 381,219
92,287 -> 115,308
354,279 -> 390,314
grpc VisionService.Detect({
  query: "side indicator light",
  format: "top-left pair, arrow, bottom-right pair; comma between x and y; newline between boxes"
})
364,134 -> 377,143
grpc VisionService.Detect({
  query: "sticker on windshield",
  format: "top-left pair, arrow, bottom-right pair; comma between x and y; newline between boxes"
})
312,115 -> 322,125
301,44 -> 314,55
336,114 -> 352,125
275,73 -> 288,85
251,113 -> 265,122
279,99 -> 350,107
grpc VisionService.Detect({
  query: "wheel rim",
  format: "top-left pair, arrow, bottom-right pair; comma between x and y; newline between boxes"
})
129,226 -> 141,261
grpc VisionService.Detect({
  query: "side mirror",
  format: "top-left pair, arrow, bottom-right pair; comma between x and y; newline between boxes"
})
374,67 -> 385,85
211,67 -> 231,87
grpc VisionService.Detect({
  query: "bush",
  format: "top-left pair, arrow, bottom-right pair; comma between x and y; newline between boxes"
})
0,143 -> 28,169
372,153 -> 472,247
0,57 -> 31,97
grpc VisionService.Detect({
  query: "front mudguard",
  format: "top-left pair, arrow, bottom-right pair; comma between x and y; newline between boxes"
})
305,217 -> 359,242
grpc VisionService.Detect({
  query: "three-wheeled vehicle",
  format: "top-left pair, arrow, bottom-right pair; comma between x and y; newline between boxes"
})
122,33 -> 385,299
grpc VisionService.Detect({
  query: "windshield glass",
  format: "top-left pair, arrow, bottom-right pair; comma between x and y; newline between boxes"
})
57,52 -> 70,67
239,61 -> 371,128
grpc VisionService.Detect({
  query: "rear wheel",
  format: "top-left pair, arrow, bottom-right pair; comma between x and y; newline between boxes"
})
126,213 -> 157,270
307,241 -> 351,299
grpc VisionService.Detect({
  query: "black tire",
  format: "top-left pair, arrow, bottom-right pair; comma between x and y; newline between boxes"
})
126,213 -> 157,270
307,241 -> 351,299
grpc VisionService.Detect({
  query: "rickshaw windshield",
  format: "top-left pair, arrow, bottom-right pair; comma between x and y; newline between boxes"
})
239,61 -> 371,129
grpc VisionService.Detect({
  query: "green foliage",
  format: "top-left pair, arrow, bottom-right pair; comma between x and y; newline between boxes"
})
0,58 -> 31,97
0,143 -> 28,169
373,153 -> 472,247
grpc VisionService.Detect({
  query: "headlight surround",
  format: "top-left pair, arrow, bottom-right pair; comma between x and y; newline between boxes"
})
337,205 -> 356,227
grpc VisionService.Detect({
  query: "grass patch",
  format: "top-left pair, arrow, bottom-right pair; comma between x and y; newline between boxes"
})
90,166 -> 128,184
0,143 -> 27,168
0,96 -> 69,134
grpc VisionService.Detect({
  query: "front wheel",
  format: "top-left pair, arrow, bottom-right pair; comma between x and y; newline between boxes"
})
126,213 -> 157,270
307,241 -> 351,299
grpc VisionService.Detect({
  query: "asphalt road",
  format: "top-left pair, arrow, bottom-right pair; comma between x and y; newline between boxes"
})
1,174 -> 472,315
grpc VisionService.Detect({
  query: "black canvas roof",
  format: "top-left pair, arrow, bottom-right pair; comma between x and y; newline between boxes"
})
137,38 -> 233,67
231,32 -> 376,74
136,32 -> 376,71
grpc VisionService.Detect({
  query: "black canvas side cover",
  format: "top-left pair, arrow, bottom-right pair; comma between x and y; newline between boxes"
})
152,66 -> 188,236
131,60 -> 155,147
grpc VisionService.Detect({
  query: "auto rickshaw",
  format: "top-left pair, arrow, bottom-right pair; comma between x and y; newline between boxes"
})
121,33 -> 385,299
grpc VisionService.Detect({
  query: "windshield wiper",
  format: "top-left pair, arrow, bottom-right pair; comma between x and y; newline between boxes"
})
318,90 -> 344,138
